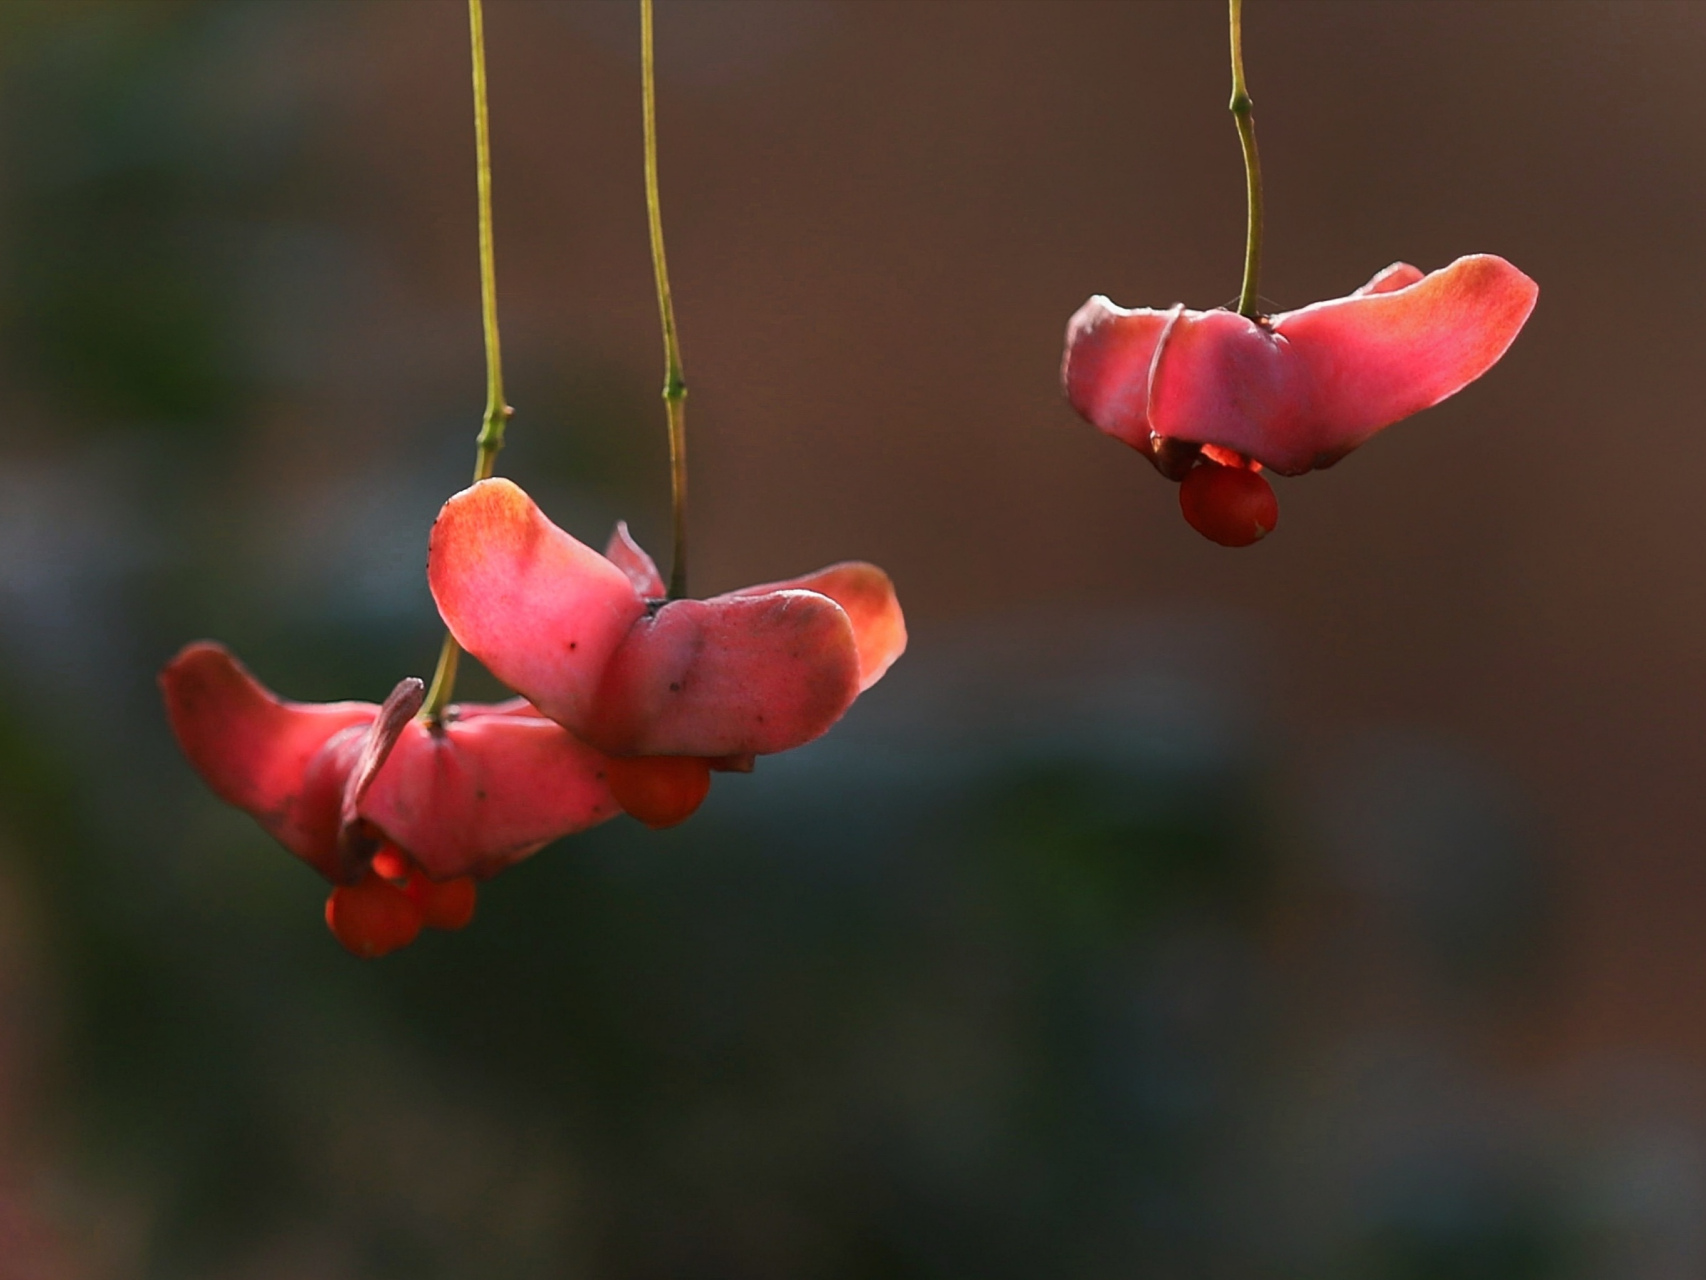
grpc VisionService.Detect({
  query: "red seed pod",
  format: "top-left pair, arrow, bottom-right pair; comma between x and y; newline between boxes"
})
324,870 -> 424,958
605,755 -> 712,829
412,876 -> 478,932
1178,462 -> 1278,547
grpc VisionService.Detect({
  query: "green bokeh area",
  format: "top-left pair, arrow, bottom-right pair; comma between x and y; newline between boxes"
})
0,3 -> 261,434
1,642 -> 1567,1276
13,650 -> 1294,1277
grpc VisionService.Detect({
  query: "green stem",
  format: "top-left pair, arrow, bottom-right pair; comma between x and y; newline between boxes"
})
424,0 -> 510,721
642,0 -> 689,600
1229,0 -> 1264,320
469,0 -> 508,479
422,632 -> 462,722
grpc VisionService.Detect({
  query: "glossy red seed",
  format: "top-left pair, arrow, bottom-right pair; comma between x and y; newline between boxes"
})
324,871 -> 423,958
413,876 -> 477,931
370,846 -> 410,882
1178,462 -> 1279,547
605,755 -> 712,829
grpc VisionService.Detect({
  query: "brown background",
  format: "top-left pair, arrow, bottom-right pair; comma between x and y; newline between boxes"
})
310,0 -> 1705,1067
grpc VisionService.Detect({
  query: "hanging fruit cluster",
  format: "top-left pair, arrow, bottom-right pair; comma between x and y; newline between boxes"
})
161,0 -> 1534,958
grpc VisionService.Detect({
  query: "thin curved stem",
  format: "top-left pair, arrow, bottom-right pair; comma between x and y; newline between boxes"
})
422,631 -> 462,722
1229,0 -> 1264,320
642,0 -> 689,600
424,0 -> 510,720
469,0 -> 508,479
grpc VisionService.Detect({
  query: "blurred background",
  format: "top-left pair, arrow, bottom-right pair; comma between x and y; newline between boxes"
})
0,0 -> 1698,1275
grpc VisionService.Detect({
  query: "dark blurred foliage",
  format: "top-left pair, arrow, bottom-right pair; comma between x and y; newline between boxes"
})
0,2 -> 1689,1278
2,2 -> 261,433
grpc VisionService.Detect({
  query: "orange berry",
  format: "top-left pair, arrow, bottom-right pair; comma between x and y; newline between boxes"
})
1178,462 -> 1278,547
370,845 -> 410,882
362,842 -> 476,932
412,876 -> 477,931
324,871 -> 423,958
606,755 -> 712,829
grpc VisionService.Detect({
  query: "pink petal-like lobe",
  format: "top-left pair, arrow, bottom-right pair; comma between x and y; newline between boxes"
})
162,642 -> 617,884
429,478 -> 647,731
1356,262 -> 1426,296
160,642 -> 375,865
357,706 -> 619,882
1062,297 -> 1177,459
1268,253 -> 1539,470
1144,309 -> 1313,472
604,520 -> 666,598
582,592 -> 861,757
730,562 -> 905,691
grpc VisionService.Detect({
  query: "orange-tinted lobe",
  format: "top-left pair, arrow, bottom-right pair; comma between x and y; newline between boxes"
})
606,755 -> 712,829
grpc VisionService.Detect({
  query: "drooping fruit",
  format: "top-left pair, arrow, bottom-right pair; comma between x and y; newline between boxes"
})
1178,462 -> 1278,547
605,755 -> 712,829
1063,256 -> 1538,476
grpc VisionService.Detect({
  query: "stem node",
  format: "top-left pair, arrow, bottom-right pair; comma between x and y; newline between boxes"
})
643,0 -> 689,601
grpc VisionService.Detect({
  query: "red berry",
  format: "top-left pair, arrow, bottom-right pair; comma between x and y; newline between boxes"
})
370,845 -> 410,882
606,755 -> 712,829
412,876 -> 478,931
1178,462 -> 1278,547
363,842 -> 477,932
324,871 -> 423,958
